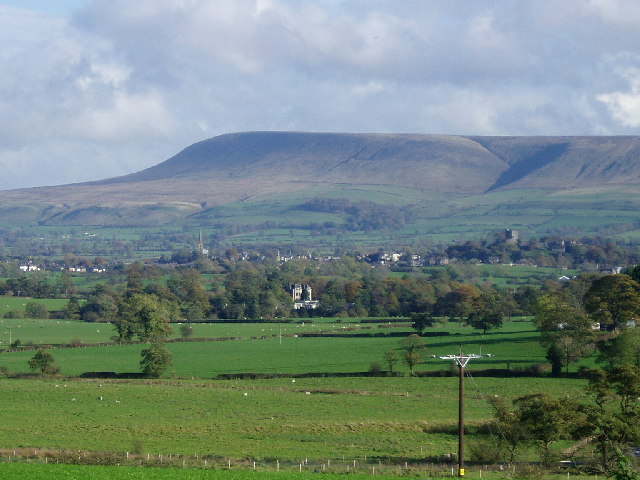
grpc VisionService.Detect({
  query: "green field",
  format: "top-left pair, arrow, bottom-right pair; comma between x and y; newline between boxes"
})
0,297 -> 69,317
0,462 -> 603,480
0,316 -> 617,476
0,320 -> 548,376
0,376 -> 586,461
0,317 -> 360,348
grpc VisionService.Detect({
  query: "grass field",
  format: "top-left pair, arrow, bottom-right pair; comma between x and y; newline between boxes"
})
0,462 -> 605,479
0,319 -> 548,376
0,317 -> 359,348
0,376 -> 587,461
0,316 -> 613,476
0,297 -> 69,317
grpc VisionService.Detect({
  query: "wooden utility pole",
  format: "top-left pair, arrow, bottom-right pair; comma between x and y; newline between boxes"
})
440,353 -> 483,477
458,356 -> 464,477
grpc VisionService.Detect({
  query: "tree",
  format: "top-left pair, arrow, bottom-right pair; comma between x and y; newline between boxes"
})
435,283 -> 481,322
167,269 -> 211,320
179,324 -> 194,339
80,285 -> 120,323
585,366 -> 640,472
28,348 -> 58,377
625,264 -> 640,283
514,393 -> 587,464
513,285 -> 541,315
466,293 -> 504,334
64,296 -> 81,320
584,274 -> 640,330
535,293 -> 595,375
487,396 -> 529,463
56,272 -> 76,297
399,334 -> 424,375
140,341 -> 172,378
116,293 -> 173,343
383,349 -> 398,375
598,328 -> 640,369
410,312 -> 437,334
25,302 -> 48,319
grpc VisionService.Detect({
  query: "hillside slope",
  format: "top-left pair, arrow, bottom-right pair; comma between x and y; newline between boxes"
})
0,131 -> 640,228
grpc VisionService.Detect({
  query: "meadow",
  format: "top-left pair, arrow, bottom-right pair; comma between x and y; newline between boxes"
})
0,376 -> 586,461
0,319 -> 548,376
0,315 -> 608,476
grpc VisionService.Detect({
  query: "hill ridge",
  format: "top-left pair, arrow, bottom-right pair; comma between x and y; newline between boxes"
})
1,131 -> 640,227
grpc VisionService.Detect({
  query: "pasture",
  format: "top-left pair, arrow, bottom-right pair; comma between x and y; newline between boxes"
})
0,376 -> 586,461
0,319 -> 548,376
0,316 -> 609,477
0,297 -> 69,317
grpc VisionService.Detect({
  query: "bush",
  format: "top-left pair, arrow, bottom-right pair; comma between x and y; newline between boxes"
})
179,324 -> 193,339
140,342 -> 172,378
25,302 -> 48,319
469,438 -> 503,464
368,362 -> 382,375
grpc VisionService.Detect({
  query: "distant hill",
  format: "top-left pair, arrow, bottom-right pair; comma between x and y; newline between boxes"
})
1,132 -> 640,240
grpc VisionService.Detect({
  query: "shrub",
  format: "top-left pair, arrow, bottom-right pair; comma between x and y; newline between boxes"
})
25,302 -> 48,319
179,324 -> 193,339
368,362 -> 382,375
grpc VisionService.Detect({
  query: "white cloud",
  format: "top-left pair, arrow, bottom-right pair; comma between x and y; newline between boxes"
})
1,0 -> 640,189
598,66 -> 640,127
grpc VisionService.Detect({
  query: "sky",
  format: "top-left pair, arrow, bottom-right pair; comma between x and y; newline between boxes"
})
2,0 -> 640,190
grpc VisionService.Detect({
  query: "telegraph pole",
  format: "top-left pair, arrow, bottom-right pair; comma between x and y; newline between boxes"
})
440,353 -> 482,477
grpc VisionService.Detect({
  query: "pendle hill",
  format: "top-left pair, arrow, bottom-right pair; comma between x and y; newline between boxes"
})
2,132 -> 640,243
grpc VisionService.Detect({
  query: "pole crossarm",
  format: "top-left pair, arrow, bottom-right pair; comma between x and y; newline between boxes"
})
439,353 -> 483,368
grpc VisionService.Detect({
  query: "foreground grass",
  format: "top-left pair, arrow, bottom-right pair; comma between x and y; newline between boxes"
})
0,461 -> 608,479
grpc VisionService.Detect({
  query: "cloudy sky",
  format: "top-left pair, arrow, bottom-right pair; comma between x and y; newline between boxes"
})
1,0 -> 640,190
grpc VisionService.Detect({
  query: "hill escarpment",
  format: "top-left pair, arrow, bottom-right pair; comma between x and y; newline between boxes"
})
1,131 -> 640,227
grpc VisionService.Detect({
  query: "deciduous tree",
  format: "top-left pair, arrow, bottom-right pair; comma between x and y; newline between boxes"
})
584,274 -> 640,330
535,293 -> 594,375
28,348 -> 58,377
466,293 -> 504,334
399,334 -> 424,375
140,341 -> 172,378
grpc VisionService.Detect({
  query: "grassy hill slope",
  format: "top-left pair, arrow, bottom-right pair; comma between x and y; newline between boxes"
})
0,132 -> 639,241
